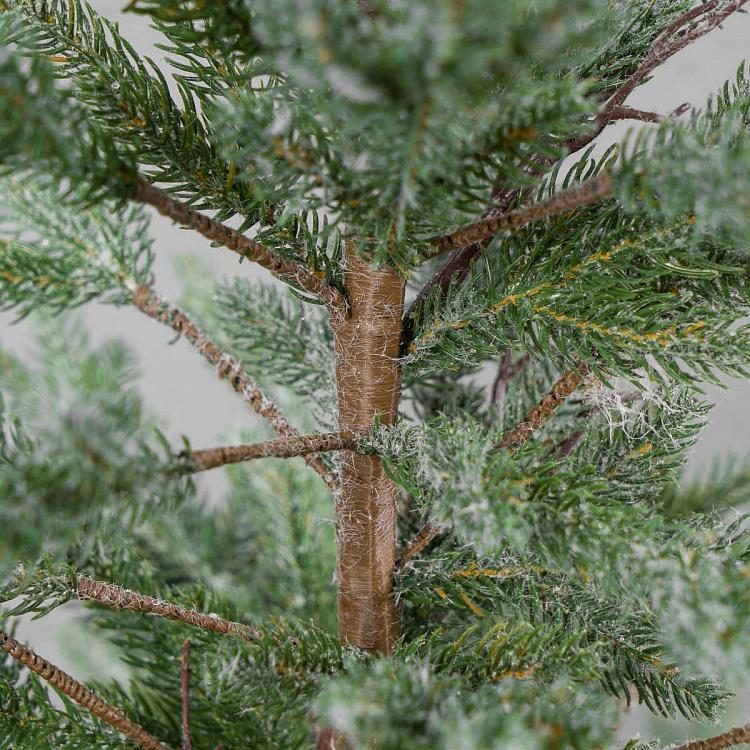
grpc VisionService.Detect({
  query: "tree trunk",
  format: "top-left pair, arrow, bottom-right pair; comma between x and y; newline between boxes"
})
332,244 -> 404,655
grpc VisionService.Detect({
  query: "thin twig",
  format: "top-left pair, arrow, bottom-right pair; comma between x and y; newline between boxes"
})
426,173 -> 614,257
76,576 -> 263,642
0,629 -> 172,750
490,352 -> 530,410
397,363 -> 591,567
132,177 -> 345,312
180,640 -> 192,750
670,721 -> 750,750
188,431 -> 359,472
131,285 -> 337,491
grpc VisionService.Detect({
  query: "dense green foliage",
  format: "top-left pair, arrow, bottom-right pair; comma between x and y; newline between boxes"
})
2,1 -> 750,748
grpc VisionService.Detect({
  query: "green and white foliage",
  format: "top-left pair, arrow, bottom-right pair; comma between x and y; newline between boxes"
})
0,11 -> 133,201
0,322 -> 187,571
315,660 -> 621,750
373,387 -> 708,583
406,200 -> 750,385
0,175 -> 153,315
617,64 -> 750,248
4,0 -> 255,221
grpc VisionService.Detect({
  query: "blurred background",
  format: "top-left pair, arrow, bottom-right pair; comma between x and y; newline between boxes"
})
1,2 -> 749,745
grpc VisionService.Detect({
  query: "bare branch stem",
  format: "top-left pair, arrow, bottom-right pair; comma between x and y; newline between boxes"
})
132,177 -> 345,311
396,523 -> 442,569
188,431 -> 359,471
671,721 -> 750,750
181,640 -> 192,750
76,576 -> 263,642
426,172 -> 614,257
491,352 -> 530,410
131,285 -> 337,491
0,630 -> 172,750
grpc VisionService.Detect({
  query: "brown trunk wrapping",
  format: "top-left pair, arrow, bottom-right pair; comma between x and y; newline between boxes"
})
332,245 -> 404,654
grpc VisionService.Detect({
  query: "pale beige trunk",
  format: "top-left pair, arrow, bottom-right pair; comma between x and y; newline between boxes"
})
332,244 -> 404,654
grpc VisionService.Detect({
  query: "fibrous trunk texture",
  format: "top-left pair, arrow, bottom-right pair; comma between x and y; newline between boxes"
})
332,244 -> 404,654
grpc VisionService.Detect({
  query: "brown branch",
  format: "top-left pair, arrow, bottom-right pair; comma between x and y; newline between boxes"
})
426,172 -> 614,257
396,523 -> 442,569
131,285 -> 337,491
0,629 -> 172,750
608,0 -> 748,111
493,363 -> 592,452
607,105 -> 664,124
76,575 -> 263,642
397,363 -> 591,567
188,431 -> 359,471
671,721 -> 750,750
132,177 -> 345,312
180,640 -> 192,750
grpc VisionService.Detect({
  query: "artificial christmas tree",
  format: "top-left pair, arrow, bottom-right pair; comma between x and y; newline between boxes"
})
3,0 -> 750,747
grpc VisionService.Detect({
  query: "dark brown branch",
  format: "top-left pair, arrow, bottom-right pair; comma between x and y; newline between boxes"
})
131,285 -> 337,491
607,105 -> 664,124
180,640 -> 192,750
132,177 -> 345,312
608,0 -> 748,111
76,575 -> 263,642
397,363 -> 591,567
491,352 -> 530,410
188,431 -> 358,472
0,629 -> 172,750
427,173 -> 614,257
672,721 -> 750,750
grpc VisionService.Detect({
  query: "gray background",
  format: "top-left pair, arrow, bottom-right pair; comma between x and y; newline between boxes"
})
1,2 -> 749,743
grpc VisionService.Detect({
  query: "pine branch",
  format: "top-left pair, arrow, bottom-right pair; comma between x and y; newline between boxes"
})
398,363 -> 591,567
180,639 -> 192,750
671,722 -> 750,750
131,285 -> 337,490
0,629 -> 172,750
404,0 -> 748,345
187,431 -> 358,471
76,575 -> 263,641
426,172 -> 614,256
132,178 -> 345,311
493,363 -> 592,451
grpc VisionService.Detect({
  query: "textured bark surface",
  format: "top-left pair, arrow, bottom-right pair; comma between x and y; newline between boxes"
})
332,245 -> 404,654
77,576 -> 262,641
0,630 -> 171,750
493,363 -> 591,451
189,431 -> 357,471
